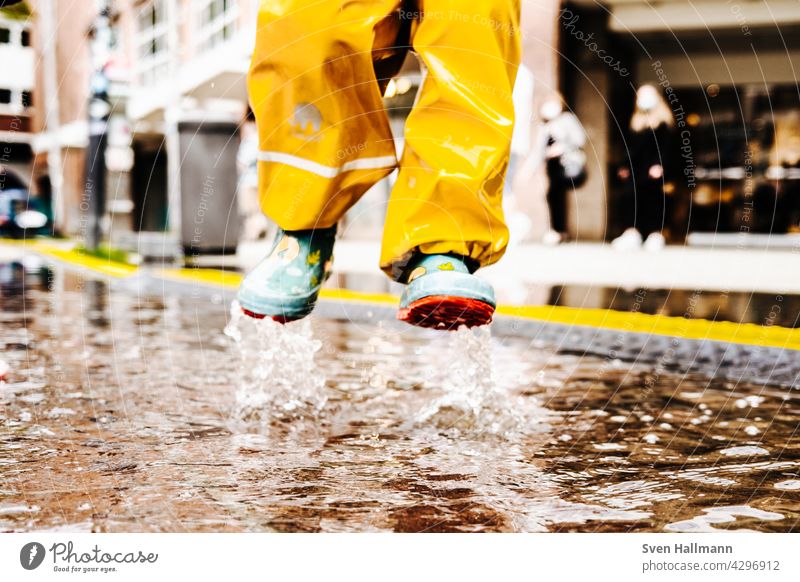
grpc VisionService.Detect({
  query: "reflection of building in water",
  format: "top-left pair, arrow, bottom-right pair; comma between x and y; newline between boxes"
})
561,0 -> 800,243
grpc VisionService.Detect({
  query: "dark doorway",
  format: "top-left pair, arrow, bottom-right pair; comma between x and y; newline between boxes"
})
131,137 -> 169,232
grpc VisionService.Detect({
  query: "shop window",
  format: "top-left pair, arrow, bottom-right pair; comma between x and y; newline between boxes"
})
0,28 -> 10,44
21,90 -> 33,108
21,29 -> 30,47
0,89 -> 11,105
195,0 -> 238,53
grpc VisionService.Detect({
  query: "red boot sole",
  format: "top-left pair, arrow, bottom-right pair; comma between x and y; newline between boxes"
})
397,295 -> 495,330
241,307 -> 301,324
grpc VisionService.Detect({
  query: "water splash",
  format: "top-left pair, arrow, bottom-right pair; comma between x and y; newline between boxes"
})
415,325 -> 525,436
224,301 -> 326,423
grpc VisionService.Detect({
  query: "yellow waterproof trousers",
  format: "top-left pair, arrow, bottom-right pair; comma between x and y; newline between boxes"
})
248,0 -> 521,279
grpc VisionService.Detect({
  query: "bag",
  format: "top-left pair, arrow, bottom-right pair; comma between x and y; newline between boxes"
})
560,148 -> 587,187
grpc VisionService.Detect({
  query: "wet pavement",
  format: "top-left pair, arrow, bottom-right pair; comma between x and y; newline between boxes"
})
1,260 -> 799,532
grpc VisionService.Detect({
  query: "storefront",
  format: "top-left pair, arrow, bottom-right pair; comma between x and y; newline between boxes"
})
562,0 -> 800,242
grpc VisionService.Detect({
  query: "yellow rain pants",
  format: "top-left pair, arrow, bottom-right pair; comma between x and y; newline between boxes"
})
248,0 -> 521,279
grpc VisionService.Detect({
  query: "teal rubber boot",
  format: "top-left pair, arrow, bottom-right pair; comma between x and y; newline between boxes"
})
237,226 -> 336,322
397,254 -> 496,330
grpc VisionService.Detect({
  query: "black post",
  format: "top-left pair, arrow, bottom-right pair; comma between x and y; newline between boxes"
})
84,1 -> 112,251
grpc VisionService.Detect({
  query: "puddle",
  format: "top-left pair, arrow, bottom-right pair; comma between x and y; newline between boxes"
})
0,261 -> 798,532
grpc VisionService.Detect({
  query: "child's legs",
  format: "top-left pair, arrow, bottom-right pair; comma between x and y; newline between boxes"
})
248,0 -> 407,230
380,0 -> 521,279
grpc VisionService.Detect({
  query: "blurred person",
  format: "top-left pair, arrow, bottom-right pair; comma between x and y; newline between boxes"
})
537,94 -> 587,245
238,2 -> 521,329
513,93 -> 587,245
613,84 -> 675,251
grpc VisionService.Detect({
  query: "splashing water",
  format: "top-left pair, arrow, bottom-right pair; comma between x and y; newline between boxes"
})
224,301 -> 326,423
416,325 -> 524,436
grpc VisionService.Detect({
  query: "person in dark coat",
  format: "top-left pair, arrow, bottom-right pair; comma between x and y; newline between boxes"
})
614,84 -> 676,251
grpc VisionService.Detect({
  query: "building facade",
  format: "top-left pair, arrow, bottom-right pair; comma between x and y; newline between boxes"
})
2,0 -> 97,236
3,0 -> 558,251
113,0 -> 257,255
563,0 -> 800,242
10,0 -> 797,251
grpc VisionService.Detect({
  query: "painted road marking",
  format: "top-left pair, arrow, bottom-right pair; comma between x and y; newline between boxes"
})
5,240 -> 799,351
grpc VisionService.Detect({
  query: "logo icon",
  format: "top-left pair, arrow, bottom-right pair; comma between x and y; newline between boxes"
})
20,542 -> 46,570
289,102 -> 323,139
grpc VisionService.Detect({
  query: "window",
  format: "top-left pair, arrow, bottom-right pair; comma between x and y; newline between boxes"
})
0,89 -> 31,111
135,0 -> 169,85
0,22 -> 33,47
195,0 -> 238,53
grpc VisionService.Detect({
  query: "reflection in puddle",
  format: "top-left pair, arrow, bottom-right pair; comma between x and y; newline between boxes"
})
0,261 -> 799,532
665,506 -> 785,533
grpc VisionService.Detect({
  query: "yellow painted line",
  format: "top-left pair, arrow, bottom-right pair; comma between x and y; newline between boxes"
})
2,239 -> 138,278
7,239 -> 798,351
50,256 -> 800,351
496,304 -> 800,352
159,267 -> 243,288
0,238 -> 32,246
35,244 -> 137,278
